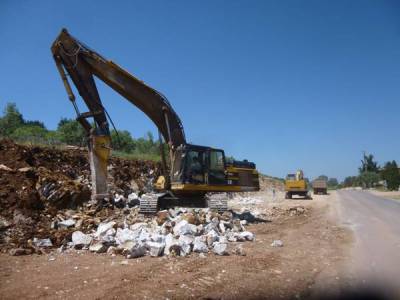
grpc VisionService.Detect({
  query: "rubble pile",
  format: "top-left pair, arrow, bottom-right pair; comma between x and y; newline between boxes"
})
0,139 -> 161,252
44,206 -> 257,258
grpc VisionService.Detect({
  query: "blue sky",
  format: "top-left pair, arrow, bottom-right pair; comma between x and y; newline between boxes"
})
1,0 -> 399,180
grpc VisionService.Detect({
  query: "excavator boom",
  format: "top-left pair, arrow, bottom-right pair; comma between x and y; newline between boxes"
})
51,28 -> 186,147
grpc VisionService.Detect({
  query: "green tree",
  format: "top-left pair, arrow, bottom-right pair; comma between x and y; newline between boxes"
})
57,118 -> 86,146
110,130 -> 135,153
0,102 -> 25,136
10,125 -> 48,144
327,178 -> 338,187
359,153 -> 379,173
343,176 -> 357,187
25,120 -> 46,129
358,171 -> 380,188
381,161 -> 400,191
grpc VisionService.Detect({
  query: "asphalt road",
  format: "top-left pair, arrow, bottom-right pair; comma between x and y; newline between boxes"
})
336,190 -> 400,297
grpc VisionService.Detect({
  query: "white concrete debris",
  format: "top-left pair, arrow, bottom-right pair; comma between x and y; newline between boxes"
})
164,233 -> 180,256
271,239 -> 284,247
95,221 -> 116,238
146,241 -> 165,257
178,235 -> 194,256
62,201 -> 259,259
33,238 -> 53,247
213,242 -> 229,256
193,236 -> 208,253
72,231 -> 92,248
115,228 -> 137,245
173,220 -> 197,236
126,243 -> 147,259
240,231 -> 255,241
89,242 -> 107,253
58,219 -> 76,228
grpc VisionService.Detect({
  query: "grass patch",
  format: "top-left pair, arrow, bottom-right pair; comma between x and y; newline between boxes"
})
111,150 -> 160,162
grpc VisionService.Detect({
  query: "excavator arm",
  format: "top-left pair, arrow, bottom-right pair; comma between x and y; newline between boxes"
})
51,28 -> 186,201
51,28 -> 186,147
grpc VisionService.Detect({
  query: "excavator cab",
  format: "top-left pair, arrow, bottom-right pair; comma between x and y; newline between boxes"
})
170,144 -> 226,187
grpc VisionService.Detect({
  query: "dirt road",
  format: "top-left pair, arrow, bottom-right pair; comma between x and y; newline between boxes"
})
0,193 -> 351,300
333,190 -> 400,298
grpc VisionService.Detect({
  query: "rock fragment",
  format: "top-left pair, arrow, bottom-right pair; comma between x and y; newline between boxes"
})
89,242 -> 108,253
193,237 -> 208,253
58,219 -> 76,229
33,238 -> 53,247
72,231 -> 92,248
271,240 -> 284,247
147,241 -> 165,257
213,242 -> 229,256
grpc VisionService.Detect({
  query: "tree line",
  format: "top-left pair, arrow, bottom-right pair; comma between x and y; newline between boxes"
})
0,102 -> 161,160
342,153 -> 400,191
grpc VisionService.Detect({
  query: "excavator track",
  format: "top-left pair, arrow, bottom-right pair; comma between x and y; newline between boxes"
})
139,194 -> 159,214
207,198 -> 228,213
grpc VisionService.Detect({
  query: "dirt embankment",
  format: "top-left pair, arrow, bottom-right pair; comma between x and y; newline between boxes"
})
0,139 -> 161,252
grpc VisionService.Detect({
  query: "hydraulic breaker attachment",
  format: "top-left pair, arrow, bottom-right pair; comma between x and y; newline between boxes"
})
88,134 -> 111,202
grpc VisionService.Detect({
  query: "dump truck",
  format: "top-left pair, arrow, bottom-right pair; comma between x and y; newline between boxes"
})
312,179 -> 328,195
51,28 -> 260,213
284,170 -> 309,199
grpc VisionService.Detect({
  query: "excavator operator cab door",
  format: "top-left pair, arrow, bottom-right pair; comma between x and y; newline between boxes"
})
207,149 -> 226,185
182,145 -> 227,186
184,149 -> 206,184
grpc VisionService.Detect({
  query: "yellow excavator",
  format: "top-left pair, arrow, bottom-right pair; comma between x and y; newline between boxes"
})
51,29 -> 259,213
284,170 -> 310,199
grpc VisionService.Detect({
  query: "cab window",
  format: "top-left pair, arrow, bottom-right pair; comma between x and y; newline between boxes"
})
208,150 -> 226,184
185,150 -> 205,183
210,150 -> 224,171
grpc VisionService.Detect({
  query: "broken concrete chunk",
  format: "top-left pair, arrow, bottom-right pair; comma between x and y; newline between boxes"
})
146,241 -> 165,257
212,242 -> 229,256
178,235 -> 194,256
33,238 -> 53,247
115,228 -> 137,245
271,240 -> 284,247
193,237 -> 208,253
173,220 -> 197,236
130,222 -> 148,231
206,229 -> 219,246
89,242 -> 108,253
58,219 -> 76,229
72,231 -> 92,248
218,236 -> 228,244
240,231 -> 255,241
126,244 -> 146,259
101,228 -> 116,243
164,233 -> 180,256
95,221 -> 116,238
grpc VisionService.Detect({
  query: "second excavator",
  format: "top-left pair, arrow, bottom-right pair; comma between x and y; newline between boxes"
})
51,29 -> 260,213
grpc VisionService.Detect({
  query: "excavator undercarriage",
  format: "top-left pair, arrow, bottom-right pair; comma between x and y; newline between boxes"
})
51,28 -> 259,213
